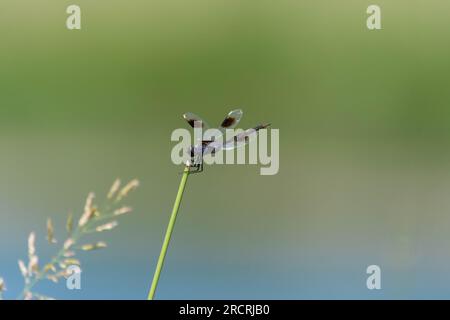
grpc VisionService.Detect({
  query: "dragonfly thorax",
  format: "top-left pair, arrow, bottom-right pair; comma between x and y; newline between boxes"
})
188,145 -> 204,158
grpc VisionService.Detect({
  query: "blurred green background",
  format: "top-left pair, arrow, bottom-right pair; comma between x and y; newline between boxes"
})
1,0 -> 450,299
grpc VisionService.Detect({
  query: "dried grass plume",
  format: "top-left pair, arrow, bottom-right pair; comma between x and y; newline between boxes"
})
0,178 -> 139,300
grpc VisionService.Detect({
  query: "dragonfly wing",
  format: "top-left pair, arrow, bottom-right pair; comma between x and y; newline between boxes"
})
202,140 -> 224,156
183,112 -> 210,129
203,123 -> 270,154
222,124 -> 270,151
203,128 -> 223,143
222,128 -> 258,150
219,109 -> 243,132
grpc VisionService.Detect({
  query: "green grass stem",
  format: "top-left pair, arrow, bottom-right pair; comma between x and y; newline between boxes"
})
148,166 -> 190,300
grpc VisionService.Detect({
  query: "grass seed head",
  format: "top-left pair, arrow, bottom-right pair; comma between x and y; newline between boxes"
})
43,263 -> 56,273
63,251 -> 75,258
96,221 -> 118,232
64,238 -> 75,250
47,275 -> 59,283
46,218 -> 57,244
117,179 -> 139,200
66,212 -> 73,234
81,241 -> 107,251
28,255 -> 39,275
15,178 -> 137,299
114,206 -> 133,216
108,179 -> 121,199
0,278 -> 5,292
28,232 -> 36,257
18,260 -> 28,278
78,192 -> 95,227
64,259 -> 80,266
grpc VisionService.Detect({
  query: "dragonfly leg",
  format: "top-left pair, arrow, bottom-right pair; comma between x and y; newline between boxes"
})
187,163 -> 203,174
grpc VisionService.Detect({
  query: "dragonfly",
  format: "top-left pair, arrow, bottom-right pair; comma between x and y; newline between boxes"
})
182,109 -> 270,173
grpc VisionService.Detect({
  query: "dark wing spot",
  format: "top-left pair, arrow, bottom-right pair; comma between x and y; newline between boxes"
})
221,116 -> 236,128
202,140 -> 213,146
187,120 -> 205,128
187,120 -> 196,128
